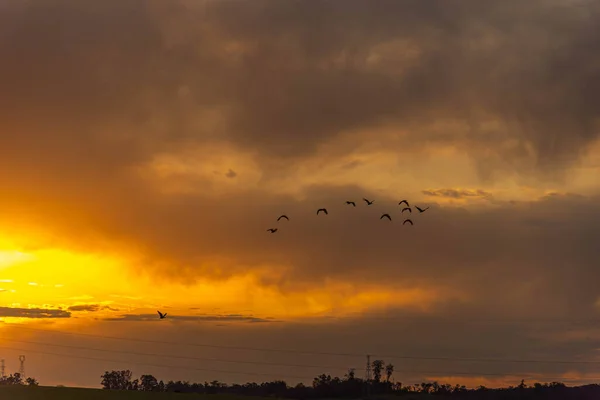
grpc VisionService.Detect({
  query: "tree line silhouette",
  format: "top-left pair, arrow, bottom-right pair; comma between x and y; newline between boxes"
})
100,359 -> 600,399
0,372 -> 39,387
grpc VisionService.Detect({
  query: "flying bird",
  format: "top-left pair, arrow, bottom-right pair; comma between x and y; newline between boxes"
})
402,207 -> 412,213
267,228 -> 278,233
345,201 -> 356,207
403,219 -> 413,225
317,208 -> 328,215
157,311 -> 167,319
399,200 -> 409,207
277,215 -> 289,221
415,206 -> 430,213
363,198 -> 374,205
380,213 -> 392,221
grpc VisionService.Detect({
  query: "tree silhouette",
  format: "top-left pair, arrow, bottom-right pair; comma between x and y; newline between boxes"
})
95,368 -> 600,399
100,370 -> 133,390
385,363 -> 394,383
25,377 -> 38,386
139,374 -> 158,391
371,359 -> 384,383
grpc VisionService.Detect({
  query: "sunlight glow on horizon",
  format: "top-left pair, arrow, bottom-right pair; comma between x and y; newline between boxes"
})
0,234 -> 453,326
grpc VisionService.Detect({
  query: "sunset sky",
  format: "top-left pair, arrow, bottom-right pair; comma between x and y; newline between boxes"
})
1,0 -> 600,389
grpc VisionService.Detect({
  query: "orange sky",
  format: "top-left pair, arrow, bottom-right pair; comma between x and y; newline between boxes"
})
1,0 -> 600,389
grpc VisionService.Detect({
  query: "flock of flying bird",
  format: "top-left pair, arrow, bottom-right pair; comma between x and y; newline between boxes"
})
266,198 -> 430,233
155,198 -> 430,319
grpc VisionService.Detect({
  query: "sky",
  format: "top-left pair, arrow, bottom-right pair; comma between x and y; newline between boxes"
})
1,0 -> 600,390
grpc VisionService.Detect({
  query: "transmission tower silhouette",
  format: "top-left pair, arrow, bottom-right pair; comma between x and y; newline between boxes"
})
0,359 -> 5,378
18,355 -> 25,378
363,354 -> 371,399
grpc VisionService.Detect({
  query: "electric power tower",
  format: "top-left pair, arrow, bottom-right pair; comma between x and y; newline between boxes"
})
0,359 -> 5,378
18,355 -> 25,378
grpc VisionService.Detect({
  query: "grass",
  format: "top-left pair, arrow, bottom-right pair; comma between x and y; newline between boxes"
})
0,386 -> 272,400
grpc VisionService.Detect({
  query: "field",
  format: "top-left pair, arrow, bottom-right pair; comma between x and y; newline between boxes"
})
0,386 -> 272,400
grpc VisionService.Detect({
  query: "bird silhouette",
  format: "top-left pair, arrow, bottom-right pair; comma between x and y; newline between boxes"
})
317,208 -> 328,215
267,228 -> 278,233
345,201 -> 356,207
403,219 -> 413,225
380,213 -> 392,221
415,206 -> 429,213
402,207 -> 412,213
363,198 -> 374,205
157,310 -> 167,319
399,200 -> 409,207
277,215 -> 289,221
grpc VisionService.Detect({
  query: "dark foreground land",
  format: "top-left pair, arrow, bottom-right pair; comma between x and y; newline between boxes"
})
4,385 -> 600,400
0,386 -> 261,400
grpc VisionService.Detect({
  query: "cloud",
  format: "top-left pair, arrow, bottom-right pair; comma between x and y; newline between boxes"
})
67,304 -> 119,312
0,0 -> 599,187
0,307 -> 71,319
103,313 -> 278,323
0,0 -> 597,331
422,188 -> 493,199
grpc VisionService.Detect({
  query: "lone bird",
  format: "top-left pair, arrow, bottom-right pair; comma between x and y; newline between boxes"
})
363,198 -> 374,205
415,206 -> 430,213
399,200 -> 410,207
157,310 -> 167,319
345,201 -> 356,207
317,208 -> 328,215
380,213 -> 392,221
277,215 -> 289,221
403,219 -> 413,225
267,228 -> 278,233
402,207 -> 412,214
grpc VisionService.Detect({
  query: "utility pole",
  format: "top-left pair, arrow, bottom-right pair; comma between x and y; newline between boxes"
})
364,354 -> 371,399
18,355 -> 25,378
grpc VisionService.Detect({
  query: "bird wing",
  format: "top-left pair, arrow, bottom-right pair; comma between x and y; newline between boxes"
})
157,311 -> 163,317
403,219 -> 413,225
163,313 -> 167,317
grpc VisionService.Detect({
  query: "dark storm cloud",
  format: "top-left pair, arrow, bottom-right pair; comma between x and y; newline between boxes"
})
103,313 -> 277,323
0,307 -> 71,318
0,0 -> 597,335
0,0 -> 599,182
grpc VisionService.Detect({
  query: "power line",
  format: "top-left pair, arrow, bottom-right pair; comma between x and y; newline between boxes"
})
3,324 -> 364,358
6,324 -> 600,366
0,344 -> 597,385
0,337 -> 354,372
372,353 -> 600,366
0,345 -> 314,381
